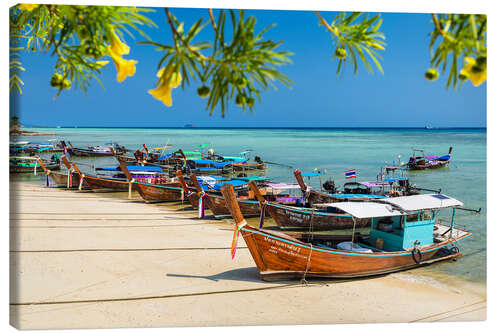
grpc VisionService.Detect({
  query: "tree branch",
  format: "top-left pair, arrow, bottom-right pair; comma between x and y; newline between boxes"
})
164,8 -> 179,51
164,7 -> 208,61
432,14 -> 443,35
208,8 -> 217,33
314,11 -> 337,36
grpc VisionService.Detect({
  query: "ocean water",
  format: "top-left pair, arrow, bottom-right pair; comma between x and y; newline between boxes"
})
13,127 -> 487,286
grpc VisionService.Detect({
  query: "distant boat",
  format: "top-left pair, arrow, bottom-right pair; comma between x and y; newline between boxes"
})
425,125 -> 433,130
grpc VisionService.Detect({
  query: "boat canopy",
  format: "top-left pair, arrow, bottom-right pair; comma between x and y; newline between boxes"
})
376,194 -> 463,211
126,166 -> 163,172
329,194 -> 386,199
358,182 -> 391,187
319,202 -> 404,219
232,176 -> 270,181
266,183 -> 301,190
384,177 -> 408,182
302,172 -> 322,177
223,156 -> 246,163
209,179 -> 248,190
317,193 -> 463,218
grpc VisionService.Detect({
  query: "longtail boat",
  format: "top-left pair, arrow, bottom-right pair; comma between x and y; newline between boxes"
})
61,140 -> 127,157
248,181 -> 371,229
294,169 -> 339,205
188,174 -> 262,218
9,156 -> 60,174
221,183 -> 471,281
406,147 -> 452,170
10,141 -> 63,155
36,155 -> 88,189
71,163 -> 133,192
117,160 -> 182,202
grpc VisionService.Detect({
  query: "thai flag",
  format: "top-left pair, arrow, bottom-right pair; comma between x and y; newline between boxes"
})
345,169 -> 356,179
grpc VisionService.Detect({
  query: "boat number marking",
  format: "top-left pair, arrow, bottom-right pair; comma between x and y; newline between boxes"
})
263,236 -> 307,259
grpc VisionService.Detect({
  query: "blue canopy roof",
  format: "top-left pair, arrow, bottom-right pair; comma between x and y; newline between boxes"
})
191,160 -> 233,168
302,172 -> 322,177
384,177 -> 408,182
157,154 -> 172,161
202,179 -> 248,191
127,166 -> 163,172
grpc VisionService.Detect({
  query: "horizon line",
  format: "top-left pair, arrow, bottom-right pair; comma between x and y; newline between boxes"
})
23,125 -> 487,130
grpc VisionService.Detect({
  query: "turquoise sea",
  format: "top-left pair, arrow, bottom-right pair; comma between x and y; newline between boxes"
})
13,127 -> 487,286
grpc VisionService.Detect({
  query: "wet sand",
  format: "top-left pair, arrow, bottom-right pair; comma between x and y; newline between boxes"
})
9,181 -> 486,329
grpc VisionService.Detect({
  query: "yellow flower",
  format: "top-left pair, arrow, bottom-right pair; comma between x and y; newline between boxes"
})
109,29 -> 130,56
19,4 -> 39,11
107,47 -> 137,83
462,57 -> 486,87
148,68 -> 182,107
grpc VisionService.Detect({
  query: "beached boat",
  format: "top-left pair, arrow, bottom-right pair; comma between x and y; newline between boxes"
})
61,140 -> 127,157
294,169 -> 340,205
117,161 -> 182,202
406,147 -> 452,170
9,156 -> 60,174
248,181 -> 371,230
187,173 -> 309,218
72,161 -> 172,192
221,183 -> 471,281
36,155 -> 89,189
10,141 -> 63,155
71,163 -> 132,192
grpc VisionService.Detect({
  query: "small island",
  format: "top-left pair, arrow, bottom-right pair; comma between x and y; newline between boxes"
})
10,116 -> 56,136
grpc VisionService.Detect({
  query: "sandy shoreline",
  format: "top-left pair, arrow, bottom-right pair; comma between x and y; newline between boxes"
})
9,181 -> 486,329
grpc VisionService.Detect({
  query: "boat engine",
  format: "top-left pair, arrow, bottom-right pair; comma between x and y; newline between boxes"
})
322,179 -> 337,193
254,156 -> 263,163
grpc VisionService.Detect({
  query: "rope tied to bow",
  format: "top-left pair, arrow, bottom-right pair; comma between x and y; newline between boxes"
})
198,191 -> 208,218
78,174 -> 85,191
67,167 -> 74,188
259,200 -> 268,228
128,178 -> 135,200
45,169 -> 51,187
301,243 -> 314,285
231,220 -> 247,260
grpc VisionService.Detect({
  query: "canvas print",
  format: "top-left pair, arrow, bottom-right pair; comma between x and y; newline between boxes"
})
9,2 -> 486,330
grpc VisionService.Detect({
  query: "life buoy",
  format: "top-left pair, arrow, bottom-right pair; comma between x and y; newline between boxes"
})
411,248 -> 422,264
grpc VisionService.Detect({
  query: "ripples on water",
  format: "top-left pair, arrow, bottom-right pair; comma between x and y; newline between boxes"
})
14,127 -> 486,286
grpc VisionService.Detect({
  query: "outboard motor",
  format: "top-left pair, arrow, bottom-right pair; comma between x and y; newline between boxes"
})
254,156 -> 263,163
322,179 -> 337,193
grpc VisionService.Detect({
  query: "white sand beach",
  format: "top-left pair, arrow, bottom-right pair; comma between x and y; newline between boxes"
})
9,182 -> 486,329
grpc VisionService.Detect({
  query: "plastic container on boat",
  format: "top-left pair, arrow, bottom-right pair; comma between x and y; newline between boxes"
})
337,241 -> 373,253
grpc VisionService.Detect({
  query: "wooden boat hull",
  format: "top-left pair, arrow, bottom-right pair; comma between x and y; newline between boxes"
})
10,164 -> 60,174
82,175 -> 134,192
204,194 -> 262,218
225,163 -> 266,172
68,148 -> 126,157
47,171 -> 89,189
408,160 -> 450,170
305,190 -> 340,205
265,203 -> 371,230
238,224 -> 469,281
133,182 -> 183,203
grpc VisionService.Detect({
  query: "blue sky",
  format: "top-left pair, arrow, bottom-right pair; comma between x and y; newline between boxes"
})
11,7 -> 486,127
